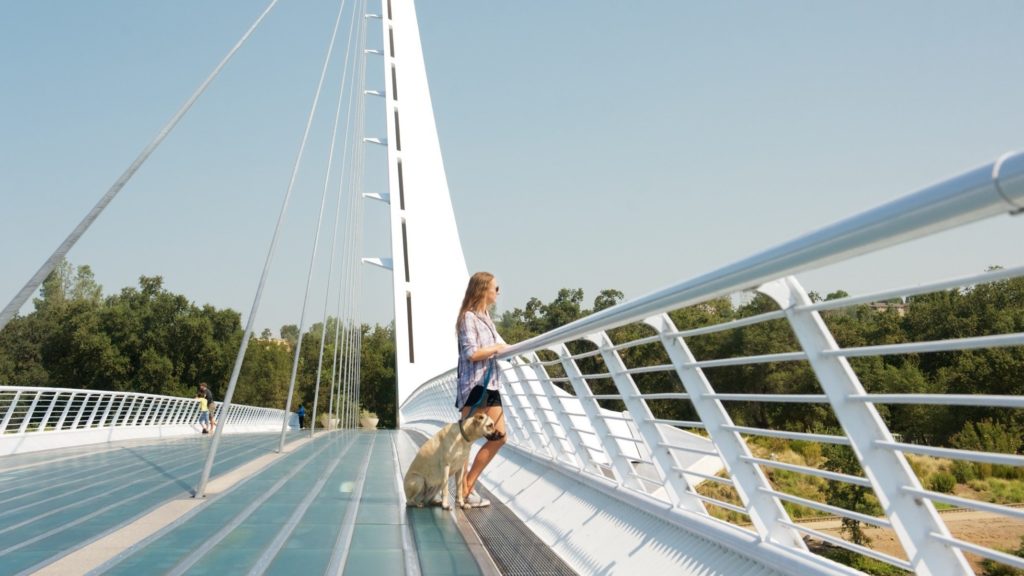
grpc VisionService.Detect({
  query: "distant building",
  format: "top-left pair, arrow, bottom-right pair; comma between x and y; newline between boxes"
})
255,337 -> 293,351
868,302 -> 908,316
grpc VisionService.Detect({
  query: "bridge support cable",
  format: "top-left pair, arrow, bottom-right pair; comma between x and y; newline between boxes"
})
331,0 -> 368,433
308,0 -> 364,441
196,0 -> 354,497
344,12 -> 370,430
644,312 -> 808,549
276,0 -> 356,454
758,276 -> 972,575
330,43 -> 366,432
0,0 -> 282,332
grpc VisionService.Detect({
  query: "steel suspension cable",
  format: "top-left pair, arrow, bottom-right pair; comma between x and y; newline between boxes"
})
311,1 -> 362,437
195,0 -> 350,496
337,3 -> 370,430
0,0 -> 282,332
275,0 -> 352,454
335,1 -> 368,431
332,77 -> 359,430
347,20 -> 370,429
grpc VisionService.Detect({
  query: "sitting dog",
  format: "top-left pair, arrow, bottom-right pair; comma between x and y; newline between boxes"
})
404,413 -> 496,510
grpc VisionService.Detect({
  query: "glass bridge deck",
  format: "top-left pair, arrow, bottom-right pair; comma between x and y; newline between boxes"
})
0,431 -> 519,576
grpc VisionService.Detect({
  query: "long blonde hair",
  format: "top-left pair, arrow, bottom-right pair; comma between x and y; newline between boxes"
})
456,272 -> 494,335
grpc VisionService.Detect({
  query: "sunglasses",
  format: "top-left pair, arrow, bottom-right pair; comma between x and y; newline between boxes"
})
495,285 -> 501,294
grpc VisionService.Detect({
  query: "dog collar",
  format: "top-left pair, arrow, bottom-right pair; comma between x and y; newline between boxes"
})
457,419 -> 472,442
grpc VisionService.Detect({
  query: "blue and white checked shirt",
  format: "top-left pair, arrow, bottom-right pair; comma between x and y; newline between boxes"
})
456,311 -> 506,408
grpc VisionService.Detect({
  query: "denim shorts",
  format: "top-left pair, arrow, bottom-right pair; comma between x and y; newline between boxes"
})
463,385 -> 501,409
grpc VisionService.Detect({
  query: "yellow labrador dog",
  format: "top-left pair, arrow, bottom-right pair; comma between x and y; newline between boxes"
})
404,413 -> 496,510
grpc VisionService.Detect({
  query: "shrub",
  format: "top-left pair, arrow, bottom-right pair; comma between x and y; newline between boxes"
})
929,472 -> 956,494
980,535 -> 1024,576
986,478 -> 1024,504
792,439 -> 823,466
951,460 -> 977,483
908,456 -> 929,480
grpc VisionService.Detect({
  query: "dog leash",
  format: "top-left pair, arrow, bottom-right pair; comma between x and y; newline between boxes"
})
463,358 -> 494,420
459,358 -> 500,442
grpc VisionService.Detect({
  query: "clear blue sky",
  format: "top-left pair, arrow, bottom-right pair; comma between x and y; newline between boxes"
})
2,1 -> 1023,336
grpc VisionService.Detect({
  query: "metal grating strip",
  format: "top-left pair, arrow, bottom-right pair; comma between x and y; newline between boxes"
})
463,486 -> 577,576
404,429 -> 576,575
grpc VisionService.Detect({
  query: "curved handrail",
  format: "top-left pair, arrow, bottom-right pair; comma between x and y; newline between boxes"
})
0,386 -> 290,456
400,151 -> 1024,575
499,151 -> 1024,358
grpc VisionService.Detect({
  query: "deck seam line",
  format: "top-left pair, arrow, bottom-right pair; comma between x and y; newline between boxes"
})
326,432 -> 376,575
405,428 -> 503,576
34,434 -> 312,576
5,439 -> 274,559
0,439 -> 232,514
9,438 -> 270,544
165,433 -> 349,576
247,431 -> 357,575
390,431 -> 422,576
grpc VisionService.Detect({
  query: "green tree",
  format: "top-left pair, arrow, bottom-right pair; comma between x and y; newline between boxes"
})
822,443 -> 880,546
360,323 -> 396,428
235,336 -> 292,408
593,289 -> 624,312
0,314 -> 51,386
280,324 -> 299,346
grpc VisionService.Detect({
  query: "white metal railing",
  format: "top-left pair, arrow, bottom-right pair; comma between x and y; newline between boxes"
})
0,386 -> 291,456
401,151 -> 1024,575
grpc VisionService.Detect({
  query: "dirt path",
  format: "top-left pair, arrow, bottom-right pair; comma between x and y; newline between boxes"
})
803,510 -> 1024,573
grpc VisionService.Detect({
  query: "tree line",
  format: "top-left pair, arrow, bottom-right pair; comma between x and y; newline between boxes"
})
0,261 -> 397,427
3,261 -> 1022,452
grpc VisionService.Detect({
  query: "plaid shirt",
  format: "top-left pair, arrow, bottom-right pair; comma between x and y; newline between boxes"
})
456,311 -> 506,408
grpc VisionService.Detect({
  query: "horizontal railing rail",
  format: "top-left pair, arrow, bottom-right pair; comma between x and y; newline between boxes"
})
0,386 -> 290,455
401,151 -> 1024,576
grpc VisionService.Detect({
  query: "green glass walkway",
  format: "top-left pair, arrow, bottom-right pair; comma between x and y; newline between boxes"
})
0,431 -> 496,576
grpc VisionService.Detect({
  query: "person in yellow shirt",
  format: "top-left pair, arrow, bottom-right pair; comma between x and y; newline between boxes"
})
199,383 -> 217,431
196,391 -> 210,434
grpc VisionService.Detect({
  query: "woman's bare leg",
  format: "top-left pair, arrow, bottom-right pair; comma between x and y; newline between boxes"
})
461,405 -> 506,498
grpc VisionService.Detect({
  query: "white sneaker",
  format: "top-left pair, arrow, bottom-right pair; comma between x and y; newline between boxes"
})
463,491 -> 491,508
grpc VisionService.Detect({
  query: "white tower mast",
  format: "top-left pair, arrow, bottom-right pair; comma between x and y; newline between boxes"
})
365,0 -> 469,423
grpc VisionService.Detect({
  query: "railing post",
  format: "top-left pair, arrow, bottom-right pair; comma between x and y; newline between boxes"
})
72,392 -> 90,430
499,363 -> 550,456
759,276 -> 971,574
526,352 -> 598,472
1,390 -> 22,433
18,390 -> 42,434
645,313 -> 806,547
38,390 -> 60,432
586,332 -> 706,514
111,395 -> 129,427
509,359 -> 571,463
132,396 -> 149,426
552,343 -> 646,492
56,391 -> 75,431
142,397 -> 158,426
170,398 -> 186,425
93,394 -> 112,428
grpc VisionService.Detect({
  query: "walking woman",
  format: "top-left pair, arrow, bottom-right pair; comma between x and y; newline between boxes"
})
455,271 -> 509,508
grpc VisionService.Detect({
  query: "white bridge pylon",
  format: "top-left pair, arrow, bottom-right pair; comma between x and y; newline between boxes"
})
362,0 -> 468,421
